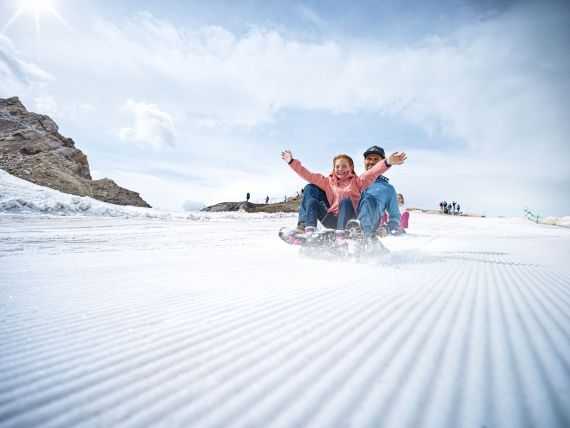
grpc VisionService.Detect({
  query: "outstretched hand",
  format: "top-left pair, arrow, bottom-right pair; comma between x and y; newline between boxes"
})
387,152 -> 407,166
281,150 -> 293,164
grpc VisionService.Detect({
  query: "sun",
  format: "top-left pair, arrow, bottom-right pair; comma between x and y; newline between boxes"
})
2,0 -> 70,38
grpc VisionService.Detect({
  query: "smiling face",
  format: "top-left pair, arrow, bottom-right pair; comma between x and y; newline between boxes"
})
334,159 -> 351,178
332,155 -> 354,179
364,154 -> 383,171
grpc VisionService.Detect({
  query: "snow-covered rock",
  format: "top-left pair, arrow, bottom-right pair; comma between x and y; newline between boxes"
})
0,96 -> 150,207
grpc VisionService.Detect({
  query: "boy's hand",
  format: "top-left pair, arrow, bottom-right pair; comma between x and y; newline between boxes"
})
387,152 -> 407,166
281,150 -> 293,164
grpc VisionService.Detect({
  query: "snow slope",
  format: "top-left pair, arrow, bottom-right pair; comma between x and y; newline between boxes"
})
1,170 -> 569,428
0,169 -> 290,221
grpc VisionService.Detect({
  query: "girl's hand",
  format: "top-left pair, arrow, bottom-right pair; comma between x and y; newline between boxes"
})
387,152 -> 407,166
281,150 -> 293,164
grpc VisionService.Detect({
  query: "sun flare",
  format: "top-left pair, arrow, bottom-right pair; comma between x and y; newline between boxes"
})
2,0 -> 70,37
19,0 -> 56,13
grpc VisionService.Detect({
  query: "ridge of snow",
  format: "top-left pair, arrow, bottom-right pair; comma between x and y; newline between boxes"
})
0,169 -> 295,221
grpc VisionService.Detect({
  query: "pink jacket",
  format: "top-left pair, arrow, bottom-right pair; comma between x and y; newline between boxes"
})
289,159 -> 390,215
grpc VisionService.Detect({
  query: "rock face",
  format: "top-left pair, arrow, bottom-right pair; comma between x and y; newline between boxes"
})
0,97 -> 151,207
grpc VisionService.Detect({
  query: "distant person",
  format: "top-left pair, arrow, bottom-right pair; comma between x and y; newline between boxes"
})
380,192 -> 409,231
398,193 -> 410,229
281,148 -> 406,245
456,203 -> 461,215
284,195 -> 288,202
246,192 -> 250,202
452,201 -> 456,212
265,195 -> 269,204
440,201 -> 444,213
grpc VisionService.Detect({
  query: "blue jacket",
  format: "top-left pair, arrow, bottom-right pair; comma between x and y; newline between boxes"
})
358,175 -> 401,234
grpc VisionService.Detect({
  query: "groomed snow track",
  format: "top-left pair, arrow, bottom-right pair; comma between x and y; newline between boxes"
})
1,213 -> 569,428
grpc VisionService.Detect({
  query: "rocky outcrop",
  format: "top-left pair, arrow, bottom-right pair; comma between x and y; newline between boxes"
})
0,97 -> 150,207
202,198 -> 484,217
203,198 -> 301,213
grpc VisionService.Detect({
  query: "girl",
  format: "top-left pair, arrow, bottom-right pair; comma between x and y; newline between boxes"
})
281,149 -> 406,244
381,192 -> 409,232
397,193 -> 410,229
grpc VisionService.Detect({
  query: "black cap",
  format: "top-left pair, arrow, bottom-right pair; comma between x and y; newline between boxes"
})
363,145 -> 385,158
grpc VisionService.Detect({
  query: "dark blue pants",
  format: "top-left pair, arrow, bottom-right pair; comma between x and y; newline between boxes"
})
357,192 -> 382,237
299,184 -> 356,230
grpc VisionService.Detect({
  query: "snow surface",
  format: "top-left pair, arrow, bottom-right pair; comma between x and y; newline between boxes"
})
1,170 -> 570,428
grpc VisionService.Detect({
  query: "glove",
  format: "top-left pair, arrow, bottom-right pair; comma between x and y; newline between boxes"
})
377,226 -> 388,238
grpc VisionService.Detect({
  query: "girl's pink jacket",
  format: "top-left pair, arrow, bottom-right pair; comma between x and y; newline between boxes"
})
289,159 -> 390,215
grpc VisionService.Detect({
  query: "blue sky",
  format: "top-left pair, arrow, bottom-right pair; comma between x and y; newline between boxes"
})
1,0 -> 569,216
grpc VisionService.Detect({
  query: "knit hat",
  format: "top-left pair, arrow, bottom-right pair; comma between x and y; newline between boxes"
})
363,145 -> 385,158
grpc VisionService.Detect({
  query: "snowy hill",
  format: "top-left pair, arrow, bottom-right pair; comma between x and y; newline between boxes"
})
0,169 -> 292,221
1,169 -> 569,427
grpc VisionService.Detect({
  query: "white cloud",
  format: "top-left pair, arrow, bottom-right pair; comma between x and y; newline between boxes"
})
0,34 -> 54,96
117,99 -> 175,151
65,7 -> 567,171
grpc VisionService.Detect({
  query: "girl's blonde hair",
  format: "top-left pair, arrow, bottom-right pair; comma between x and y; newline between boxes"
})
332,154 -> 355,173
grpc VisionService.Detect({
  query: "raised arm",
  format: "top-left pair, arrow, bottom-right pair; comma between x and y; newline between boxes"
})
357,151 -> 407,190
387,152 -> 407,165
281,149 -> 329,189
281,150 -> 294,164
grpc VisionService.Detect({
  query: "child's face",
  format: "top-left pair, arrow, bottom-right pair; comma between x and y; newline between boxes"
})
334,159 -> 351,179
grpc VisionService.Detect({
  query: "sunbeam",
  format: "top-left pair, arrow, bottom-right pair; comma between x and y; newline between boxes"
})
2,8 -> 24,33
2,0 -> 72,38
